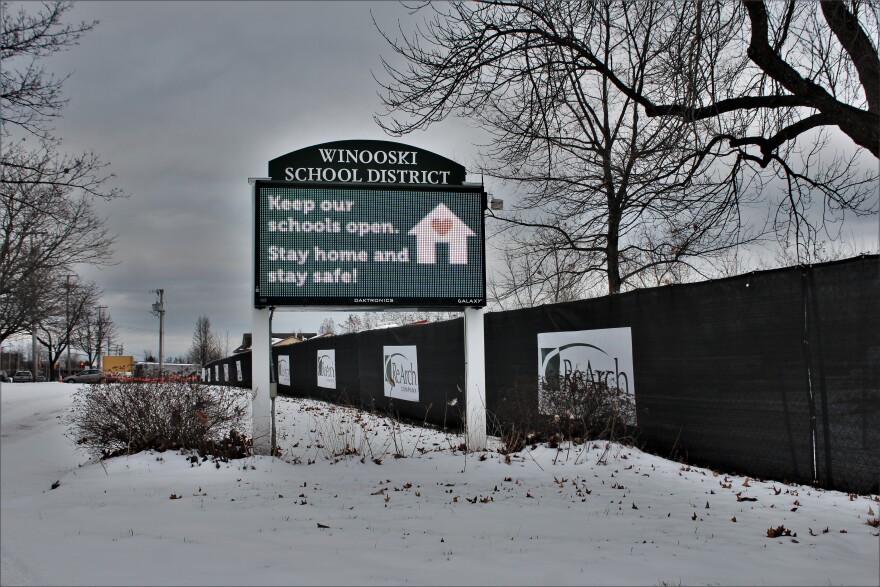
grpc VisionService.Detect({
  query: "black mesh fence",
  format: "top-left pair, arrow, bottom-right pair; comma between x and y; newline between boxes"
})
205,256 -> 878,494
805,259 -> 879,493
485,265 -> 815,485
485,256 -> 878,493
353,318 -> 466,428
275,331 -> 363,406
204,351 -> 251,388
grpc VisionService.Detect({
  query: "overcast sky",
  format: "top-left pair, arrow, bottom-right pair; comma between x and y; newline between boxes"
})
28,1 -> 493,361
12,1 -> 878,363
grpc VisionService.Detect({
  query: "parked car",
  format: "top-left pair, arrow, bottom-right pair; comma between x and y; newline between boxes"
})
0,370 -> 9,382
63,369 -> 105,384
13,370 -> 33,383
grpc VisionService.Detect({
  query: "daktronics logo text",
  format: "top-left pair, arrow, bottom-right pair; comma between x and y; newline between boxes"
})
354,298 -> 394,303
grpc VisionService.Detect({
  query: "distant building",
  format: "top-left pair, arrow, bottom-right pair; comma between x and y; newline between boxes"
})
232,332 -> 318,354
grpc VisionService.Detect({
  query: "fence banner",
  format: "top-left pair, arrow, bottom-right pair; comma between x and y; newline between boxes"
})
537,327 -> 636,424
277,355 -> 291,386
383,345 -> 419,402
236,361 -> 243,382
317,349 -> 336,389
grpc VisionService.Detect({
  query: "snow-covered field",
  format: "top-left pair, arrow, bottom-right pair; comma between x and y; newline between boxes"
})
1,382 -> 877,586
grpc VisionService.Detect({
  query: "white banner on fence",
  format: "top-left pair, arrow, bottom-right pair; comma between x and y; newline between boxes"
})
537,327 -> 636,424
383,345 -> 419,402
236,361 -> 243,382
277,355 -> 291,386
317,350 -> 336,389
223,364 -> 230,382
214,365 -> 219,381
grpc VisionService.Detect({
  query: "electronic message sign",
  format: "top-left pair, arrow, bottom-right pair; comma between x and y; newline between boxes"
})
254,141 -> 486,309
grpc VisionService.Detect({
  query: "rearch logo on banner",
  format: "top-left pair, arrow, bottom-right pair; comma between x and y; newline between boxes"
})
383,345 -> 419,402
316,350 -> 336,390
537,328 -> 636,424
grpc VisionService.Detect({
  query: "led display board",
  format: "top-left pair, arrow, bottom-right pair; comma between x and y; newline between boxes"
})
254,181 -> 485,308
254,181 -> 486,309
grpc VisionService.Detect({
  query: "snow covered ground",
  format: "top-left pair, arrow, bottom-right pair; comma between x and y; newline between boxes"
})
1,382 -> 877,586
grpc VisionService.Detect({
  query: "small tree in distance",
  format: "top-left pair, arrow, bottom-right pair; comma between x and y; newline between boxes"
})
318,317 -> 336,336
187,315 -> 222,367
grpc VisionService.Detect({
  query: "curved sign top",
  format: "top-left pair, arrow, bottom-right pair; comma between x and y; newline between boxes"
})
268,139 -> 467,186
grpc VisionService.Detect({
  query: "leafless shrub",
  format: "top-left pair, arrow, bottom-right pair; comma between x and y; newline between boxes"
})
491,372 -> 636,455
66,379 -> 250,460
539,372 -> 635,438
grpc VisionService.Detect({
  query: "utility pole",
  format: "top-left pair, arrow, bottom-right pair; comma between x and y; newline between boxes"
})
31,322 -> 38,380
151,289 -> 165,378
97,306 -> 107,371
28,234 -> 39,380
65,274 -> 75,377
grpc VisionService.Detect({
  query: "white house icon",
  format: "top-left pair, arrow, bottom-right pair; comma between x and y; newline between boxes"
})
408,203 -> 475,264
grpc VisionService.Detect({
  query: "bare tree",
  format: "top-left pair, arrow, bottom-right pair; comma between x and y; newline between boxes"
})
489,245 -> 595,309
632,0 -> 880,260
95,307 -> 115,365
219,330 -> 232,358
375,0 -> 877,292
1,1 -> 122,343
339,314 -> 363,334
1,1 -> 94,139
69,304 -> 114,368
187,315 -> 222,367
0,251 -> 54,344
0,176 -> 115,321
329,310 -> 471,333
318,317 -> 337,336
376,1 -> 762,295
34,278 -> 100,379
638,1 -> 879,158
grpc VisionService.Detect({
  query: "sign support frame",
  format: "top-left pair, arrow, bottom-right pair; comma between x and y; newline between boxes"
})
249,139 -> 491,455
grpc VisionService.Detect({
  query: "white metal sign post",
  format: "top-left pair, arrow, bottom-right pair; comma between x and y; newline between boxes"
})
250,178 -> 273,454
251,306 -> 272,453
464,306 -> 487,450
